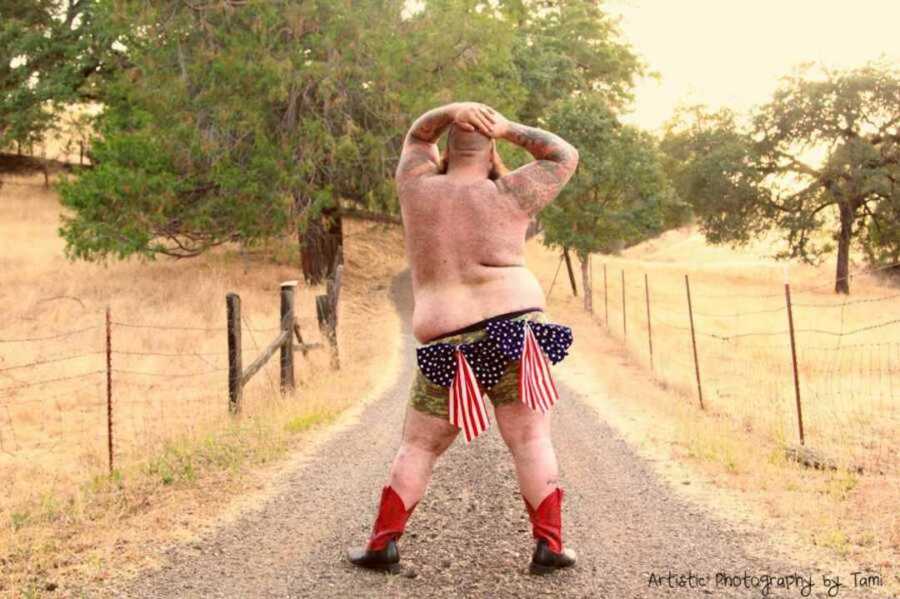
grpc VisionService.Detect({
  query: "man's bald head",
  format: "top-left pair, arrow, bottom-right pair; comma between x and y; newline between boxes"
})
447,124 -> 492,156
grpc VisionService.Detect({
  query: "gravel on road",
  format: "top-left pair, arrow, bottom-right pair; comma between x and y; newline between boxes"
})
112,271 -> 890,599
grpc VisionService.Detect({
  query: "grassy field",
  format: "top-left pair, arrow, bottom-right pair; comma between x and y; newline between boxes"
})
0,171 -> 408,593
591,227 -> 898,475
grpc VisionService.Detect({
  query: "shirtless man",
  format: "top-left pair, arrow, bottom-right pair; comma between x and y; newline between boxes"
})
347,102 -> 579,575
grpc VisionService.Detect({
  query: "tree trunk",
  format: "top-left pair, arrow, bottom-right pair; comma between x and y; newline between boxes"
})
580,252 -> 593,313
835,202 -> 853,294
563,247 -> 578,297
294,193 -> 343,286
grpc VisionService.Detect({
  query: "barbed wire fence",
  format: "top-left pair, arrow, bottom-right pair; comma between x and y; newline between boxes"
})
0,284 -> 334,480
584,259 -> 899,476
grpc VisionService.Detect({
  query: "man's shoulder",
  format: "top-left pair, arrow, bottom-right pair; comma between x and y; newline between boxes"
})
400,174 -> 500,202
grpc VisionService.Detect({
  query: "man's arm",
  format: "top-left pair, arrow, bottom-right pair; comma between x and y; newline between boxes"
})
494,122 -> 579,216
395,102 -> 495,184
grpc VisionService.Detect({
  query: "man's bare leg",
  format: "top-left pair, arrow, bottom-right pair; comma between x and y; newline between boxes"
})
347,406 -> 458,569
495,399 -> 576,573
389,406 -> 460,508
494,400 -> 558,507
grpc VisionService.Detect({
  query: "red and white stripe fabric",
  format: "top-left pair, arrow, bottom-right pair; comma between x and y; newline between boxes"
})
518,321 -> 560,414
448,348 -> 491,443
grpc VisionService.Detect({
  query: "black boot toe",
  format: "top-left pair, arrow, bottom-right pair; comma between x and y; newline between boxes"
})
529,539 -> 577,575
347,539 -> 400,571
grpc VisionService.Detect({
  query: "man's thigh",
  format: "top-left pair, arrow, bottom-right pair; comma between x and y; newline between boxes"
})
409,367 -> 451,420
403,380 -> 459,454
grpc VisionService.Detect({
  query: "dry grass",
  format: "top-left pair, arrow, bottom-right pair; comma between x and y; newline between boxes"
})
591,227 -> 899,474
522,227 -> 898,595
0,173 -> 407,594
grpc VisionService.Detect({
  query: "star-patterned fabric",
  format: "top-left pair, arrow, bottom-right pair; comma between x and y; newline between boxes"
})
415,318 -> 574,390
415,315 -> 574,443
485,320 -> 573,365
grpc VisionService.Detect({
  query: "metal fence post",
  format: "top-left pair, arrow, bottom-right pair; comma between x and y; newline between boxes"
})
106,306 -> 113,474
785,283 -> 805,445
644,273 -> 654,371
621,270 -> 627,338
684,274 -> 705,410
603,263 -> 609,330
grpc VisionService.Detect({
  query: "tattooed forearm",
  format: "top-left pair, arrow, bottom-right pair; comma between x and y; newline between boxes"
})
496,122 -> 579,216
395,103 -> 463,183
503,122 -> 578,165
408,103 -> 461,143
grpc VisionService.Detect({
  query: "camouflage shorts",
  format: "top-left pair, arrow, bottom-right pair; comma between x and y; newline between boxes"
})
409,310 -> 553,419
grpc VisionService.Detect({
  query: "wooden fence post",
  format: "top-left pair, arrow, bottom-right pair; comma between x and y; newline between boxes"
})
318,259 -> 343,369
684,274 -> 705,410
644,273 -> 654,372
785,283 -> 805,445
106,306 -> 114,474
280,281 -> 297,392
226,293 -> 243,414
621,270 -> 627,338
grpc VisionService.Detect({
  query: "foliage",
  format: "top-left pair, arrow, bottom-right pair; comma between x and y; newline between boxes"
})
0,0 -> 126,149
503,0 -> 650,124
20,0 -> 666,276
661,59 -> 900,292
540,92 -> 683,261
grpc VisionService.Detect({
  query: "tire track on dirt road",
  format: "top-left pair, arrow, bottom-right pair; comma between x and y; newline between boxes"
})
113,270 -> 889,598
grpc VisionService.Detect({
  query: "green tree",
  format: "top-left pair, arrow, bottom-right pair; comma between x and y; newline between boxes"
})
662,59 -> 900,293
55,0 -> 657,287
0,0 -> 126,151
56,0 -> 527,282
504,0 -> 650,124
540,93 -> 679,310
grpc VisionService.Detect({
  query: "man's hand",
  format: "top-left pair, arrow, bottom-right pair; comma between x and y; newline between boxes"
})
396,102 -> 503,185
453,102 -> 496,137
485,109 -> 511,140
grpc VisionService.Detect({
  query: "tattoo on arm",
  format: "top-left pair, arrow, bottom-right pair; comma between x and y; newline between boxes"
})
504,122 -> 578,164
409,103 -> 459,143
395,137 -> 440,182
497,123 -> 579,215
395,103 -> 459,183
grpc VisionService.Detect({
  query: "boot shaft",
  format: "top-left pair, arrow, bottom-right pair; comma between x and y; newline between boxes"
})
368,485 -> 417,551
523,487 -> 564,553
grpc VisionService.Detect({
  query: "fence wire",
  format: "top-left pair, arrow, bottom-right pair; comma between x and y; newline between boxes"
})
590,261 -> 899,475
0,302 -> 307,477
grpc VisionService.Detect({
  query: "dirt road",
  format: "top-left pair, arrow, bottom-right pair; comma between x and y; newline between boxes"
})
112,272 -> 889,598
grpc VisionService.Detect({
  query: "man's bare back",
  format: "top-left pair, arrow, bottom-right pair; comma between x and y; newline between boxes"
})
395,102 -> 578,343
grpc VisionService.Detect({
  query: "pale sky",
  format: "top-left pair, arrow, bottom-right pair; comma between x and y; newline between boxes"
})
605,0 -> 900,133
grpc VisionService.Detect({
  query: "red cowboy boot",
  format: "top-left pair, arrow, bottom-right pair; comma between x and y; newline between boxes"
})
347,485 -> 417,570
523,487 -> 577,574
